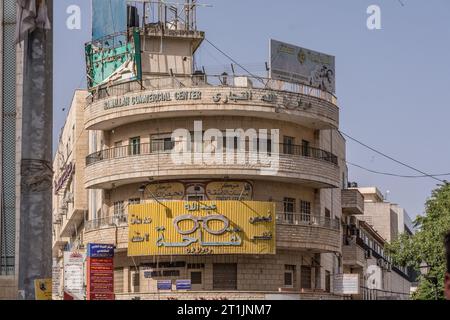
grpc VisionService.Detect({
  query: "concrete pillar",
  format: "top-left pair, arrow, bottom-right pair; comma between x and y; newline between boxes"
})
17,0 -> 53,300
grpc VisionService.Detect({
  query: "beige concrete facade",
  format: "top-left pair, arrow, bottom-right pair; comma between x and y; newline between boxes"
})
341,187 -> 413,300
356,187 -> 399,242
52,18 -> 352,300
51,90 -> 89,299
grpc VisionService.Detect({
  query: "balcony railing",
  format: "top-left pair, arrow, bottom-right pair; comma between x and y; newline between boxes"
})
86,142 -> 338,167
85,214 -> 128,232
84,212 -> 339,233
276,213 -> 340,230
89,74 -> 338,105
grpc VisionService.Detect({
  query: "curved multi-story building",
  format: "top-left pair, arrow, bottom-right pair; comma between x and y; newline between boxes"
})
53,4 -> 350,300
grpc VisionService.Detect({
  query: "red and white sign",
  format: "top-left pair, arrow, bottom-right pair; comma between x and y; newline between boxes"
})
87,257 -> 115,300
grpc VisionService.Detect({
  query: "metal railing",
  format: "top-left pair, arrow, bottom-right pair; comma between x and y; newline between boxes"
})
86,142 -> 338,166
88,74 -> 338,105
84,212 -> 339,232
276,213 -> 340,230
84,214 -> 128,232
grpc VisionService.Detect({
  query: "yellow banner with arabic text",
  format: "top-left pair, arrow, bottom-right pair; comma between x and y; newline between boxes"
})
128,201 -> 276,256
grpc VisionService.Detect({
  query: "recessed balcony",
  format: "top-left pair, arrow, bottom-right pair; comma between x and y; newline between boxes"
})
84,143 -> 340,189
84,75 -> 339,131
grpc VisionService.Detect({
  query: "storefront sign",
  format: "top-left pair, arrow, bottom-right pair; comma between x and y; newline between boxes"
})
54,162 -> 75,194
157,280 -> 172,291
87,243 -> 115,300
176,280 -> 192,291
206,181 -> 253,201
333,274 -> 360,295
63,251 -> 85,300
34,279 -> 52,300
128,201 -> 276,256
146,182 -> 185,201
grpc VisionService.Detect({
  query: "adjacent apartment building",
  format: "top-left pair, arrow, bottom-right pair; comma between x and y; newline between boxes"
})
341,186 -> 415,300
0,0 -> 21,299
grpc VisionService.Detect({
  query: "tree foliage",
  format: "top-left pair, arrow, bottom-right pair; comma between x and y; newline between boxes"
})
387,183 -> 450,300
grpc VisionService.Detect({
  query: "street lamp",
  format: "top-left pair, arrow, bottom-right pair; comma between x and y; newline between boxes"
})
419,262 -> 439,300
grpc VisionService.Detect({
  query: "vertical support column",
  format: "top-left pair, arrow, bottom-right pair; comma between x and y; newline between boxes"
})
123,266 -> 129,293
1,0 -> 17,279
17,0 -> 53,300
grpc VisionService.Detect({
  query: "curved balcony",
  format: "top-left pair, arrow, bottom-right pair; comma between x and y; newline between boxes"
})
276,213 -> 341,253
84,75 -> 339,131
83,212 -> 341,254
84,143 -> 340,189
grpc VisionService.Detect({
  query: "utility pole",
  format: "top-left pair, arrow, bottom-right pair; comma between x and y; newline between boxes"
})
17,0 -> 53,300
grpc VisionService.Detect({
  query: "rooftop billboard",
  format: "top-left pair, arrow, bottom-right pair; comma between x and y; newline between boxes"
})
92,0 -> 127,40
270,39 -> 336,94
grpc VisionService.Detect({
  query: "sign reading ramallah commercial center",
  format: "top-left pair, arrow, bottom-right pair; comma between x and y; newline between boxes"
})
100,86 -> 333,112
128,201 -> 276,256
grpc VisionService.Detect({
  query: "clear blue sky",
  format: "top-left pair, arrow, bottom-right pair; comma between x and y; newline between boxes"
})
53,0 -> 450,219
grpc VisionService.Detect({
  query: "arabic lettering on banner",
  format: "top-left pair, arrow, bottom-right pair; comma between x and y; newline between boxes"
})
206,181 -> 253,201
128,201 -> 276,256
145,182 -> 185,201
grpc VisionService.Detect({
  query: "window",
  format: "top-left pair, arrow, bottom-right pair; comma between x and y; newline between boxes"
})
151,134 -> 173,152
114,141 -> 124,157
187,195 -> 204,202
114,201 -> 125,216
129,137 -> 141,155
284,265 -> 296,288
186,185 -> 206,201
256,138 -> 272,154
283,136 -> 295,155
132,272 -> 140,287
302,140 -> 310,157
129,198 -> 141,206
325,271 -> 331,292
300,266 -> 312,289
300,200 -> 311,222
283,198 -> 295,223
191,272 -> 202,285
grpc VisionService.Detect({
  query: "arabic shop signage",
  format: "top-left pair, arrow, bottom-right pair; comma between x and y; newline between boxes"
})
87,243 -> 115,258
127,201 -> 276,256
101,88 -> 314,112
63,251 -> 85,300
144,181 -> 253,201
87,243 -> 115,300
54,162 -> 75,194
206,181 -> 253,201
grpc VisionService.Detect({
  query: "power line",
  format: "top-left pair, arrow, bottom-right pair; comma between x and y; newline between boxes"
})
203,38 -> 266,85
340,131 -> 447,184
347,161 -> 450,179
